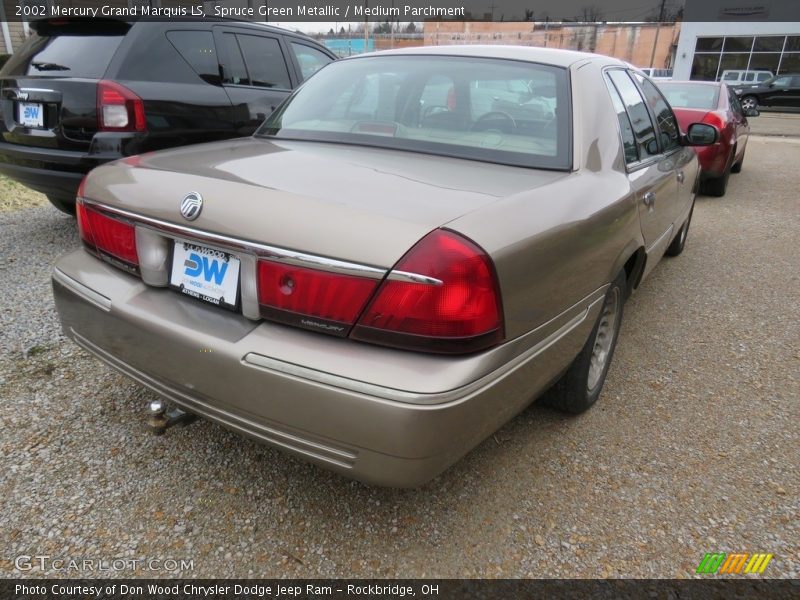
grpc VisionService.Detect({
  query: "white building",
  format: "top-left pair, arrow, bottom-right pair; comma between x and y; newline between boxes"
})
673,0 -> 800,80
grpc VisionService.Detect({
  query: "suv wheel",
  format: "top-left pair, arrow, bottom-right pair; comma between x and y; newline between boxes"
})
740,95 -> 758,111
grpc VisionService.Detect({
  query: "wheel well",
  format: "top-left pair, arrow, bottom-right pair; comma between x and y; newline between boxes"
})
623,248 -> 646,298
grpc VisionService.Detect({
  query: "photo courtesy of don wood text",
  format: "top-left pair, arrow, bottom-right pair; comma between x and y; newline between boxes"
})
13,582 -> 429,597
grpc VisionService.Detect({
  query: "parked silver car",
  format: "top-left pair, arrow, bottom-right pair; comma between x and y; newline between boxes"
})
52,46 -> 716,486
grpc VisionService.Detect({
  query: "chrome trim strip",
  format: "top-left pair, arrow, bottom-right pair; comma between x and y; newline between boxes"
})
645,223 -> 674,255
387,270 -> 443,286
243,294 -> 603,406
53,268 -> 112,312
82,199 -> 388,280
70,329 -> 357,468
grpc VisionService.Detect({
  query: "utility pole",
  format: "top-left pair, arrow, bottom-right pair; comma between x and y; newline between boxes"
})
364,1 -> 369,53
648,0 -> 668,68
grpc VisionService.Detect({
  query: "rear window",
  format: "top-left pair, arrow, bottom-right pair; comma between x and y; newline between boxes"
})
259,55 -> 571,170
658,82 -> 719,110
2,32 -> 124,78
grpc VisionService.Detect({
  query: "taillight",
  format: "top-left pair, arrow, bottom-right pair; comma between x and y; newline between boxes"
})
256,260 -> 379,336
351,229 -> 503,354
97,80 -> 146,132
702,111 -> 725,132
77,200 -> 139,269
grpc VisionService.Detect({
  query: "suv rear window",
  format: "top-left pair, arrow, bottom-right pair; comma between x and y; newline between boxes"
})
2,32 -> 124,79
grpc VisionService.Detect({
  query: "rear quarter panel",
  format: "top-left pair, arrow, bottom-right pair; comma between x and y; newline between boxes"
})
448,59 -> 644,341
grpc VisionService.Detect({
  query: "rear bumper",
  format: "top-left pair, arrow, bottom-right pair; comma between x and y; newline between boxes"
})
0,133 -> 141,201
52,250 -> 602,487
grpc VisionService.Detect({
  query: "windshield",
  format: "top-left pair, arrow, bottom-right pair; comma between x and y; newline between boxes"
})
658,83 -> 719,110
258,55 -> 571,170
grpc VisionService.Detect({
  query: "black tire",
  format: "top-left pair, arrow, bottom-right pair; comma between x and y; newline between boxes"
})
740,95 -> 758,112
47,195 -> 76,216
541,270 -> 626,414
731,149 -> 744,174
701,152 -> 732,197
666,204 -> 694,257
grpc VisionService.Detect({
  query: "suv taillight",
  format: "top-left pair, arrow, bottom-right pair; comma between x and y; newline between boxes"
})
256,260 -> 379,335
77,200 -> 139,269
97,80 -> 146,132
351,229 -> 503,354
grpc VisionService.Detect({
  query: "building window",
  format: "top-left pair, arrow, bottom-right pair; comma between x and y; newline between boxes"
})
692,35 -> 798,81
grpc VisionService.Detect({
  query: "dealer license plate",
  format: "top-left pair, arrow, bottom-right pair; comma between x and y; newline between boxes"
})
170,241 -> 241,309
18,102 -> 44,128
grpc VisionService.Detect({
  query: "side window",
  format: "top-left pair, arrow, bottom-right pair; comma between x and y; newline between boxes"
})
607,70 -> 659,159
744,73 -> 755,82
166,31 -> 220,85
219,33 -> 250,86
290,42 -> 332,81
633,73 -> 681,152
605,75 -> 639,164
236,34 -> 291,89
772,76 -> 792,87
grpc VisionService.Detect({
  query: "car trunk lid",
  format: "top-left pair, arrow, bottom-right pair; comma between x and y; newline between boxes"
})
85,137 -> 569,267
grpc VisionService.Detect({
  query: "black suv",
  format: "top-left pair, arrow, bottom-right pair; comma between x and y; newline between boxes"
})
734,73 -> 800,112
0,18 -> 335,213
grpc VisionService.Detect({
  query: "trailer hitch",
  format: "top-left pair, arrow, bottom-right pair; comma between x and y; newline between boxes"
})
148,399 -> 197,435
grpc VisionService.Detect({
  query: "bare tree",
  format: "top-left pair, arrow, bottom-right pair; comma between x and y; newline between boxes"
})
578,6 -> 604,22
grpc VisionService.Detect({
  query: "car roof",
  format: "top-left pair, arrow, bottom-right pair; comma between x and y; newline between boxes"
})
358,45 -> 622,68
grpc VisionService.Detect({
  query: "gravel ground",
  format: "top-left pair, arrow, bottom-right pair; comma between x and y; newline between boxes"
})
1,130 -> 798,579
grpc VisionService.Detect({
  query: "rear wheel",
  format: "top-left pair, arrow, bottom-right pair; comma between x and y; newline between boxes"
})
740,95 -> 758,112
47,195 -> 76,216
541,271 -> 626,414
701,151 -> 732,197
731,148 -> 744,173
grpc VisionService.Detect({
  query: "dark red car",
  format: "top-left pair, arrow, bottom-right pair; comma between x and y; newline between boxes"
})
658,81 -> 758,197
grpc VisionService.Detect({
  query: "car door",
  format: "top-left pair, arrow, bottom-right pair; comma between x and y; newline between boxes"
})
761,75 -> 794,106
632,72 -> 697,227
606,69 -> 680,275
213,27 -> 296,135
782,76 -> 800,107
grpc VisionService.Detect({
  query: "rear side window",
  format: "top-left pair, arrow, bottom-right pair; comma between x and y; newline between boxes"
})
236,34 -> 291,89
2,34 -> 124,78
607,70 -> 659,159
606,77 -> 639,164
290,42 -> 332,81
166,31 -> 220,85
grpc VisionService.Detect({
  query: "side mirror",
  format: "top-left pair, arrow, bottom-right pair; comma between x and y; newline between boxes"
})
745,108 -> 760,117
685,123 -> 718,146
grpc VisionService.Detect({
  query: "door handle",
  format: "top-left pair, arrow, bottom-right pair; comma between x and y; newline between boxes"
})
677,170 -> 685,184
642,192 -> 656,208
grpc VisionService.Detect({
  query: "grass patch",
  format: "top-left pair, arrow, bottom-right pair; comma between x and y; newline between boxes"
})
0,175 -> 48,212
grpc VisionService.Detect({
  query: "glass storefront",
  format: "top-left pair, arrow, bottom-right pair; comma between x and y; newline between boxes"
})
691,35 -> 800,81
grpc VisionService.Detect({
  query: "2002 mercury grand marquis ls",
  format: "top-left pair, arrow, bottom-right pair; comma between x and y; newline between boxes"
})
52,46 -> 717,486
